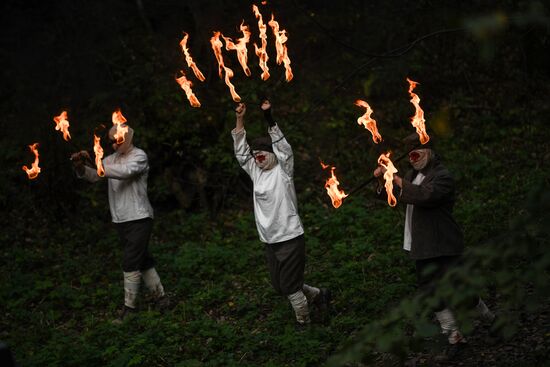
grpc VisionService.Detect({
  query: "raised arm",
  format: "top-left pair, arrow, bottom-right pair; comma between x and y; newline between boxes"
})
262,100 -> 294,176
231,103 -> 254,175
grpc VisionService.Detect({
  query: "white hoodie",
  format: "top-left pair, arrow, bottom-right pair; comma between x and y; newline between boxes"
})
78,145 -> 154,223
232,124 -> 304,244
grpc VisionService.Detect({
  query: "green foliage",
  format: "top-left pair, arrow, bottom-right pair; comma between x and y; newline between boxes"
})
1,1 -> 550,366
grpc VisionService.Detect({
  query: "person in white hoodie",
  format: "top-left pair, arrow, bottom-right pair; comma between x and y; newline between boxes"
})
71,123 -> 167,323
231,99 -> 330,326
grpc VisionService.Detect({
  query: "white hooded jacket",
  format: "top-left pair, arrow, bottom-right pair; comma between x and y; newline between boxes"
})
232,123 -> 304,244
78,142 -> 154,223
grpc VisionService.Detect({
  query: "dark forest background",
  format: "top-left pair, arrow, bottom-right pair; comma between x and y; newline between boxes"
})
1,0 -> 549,366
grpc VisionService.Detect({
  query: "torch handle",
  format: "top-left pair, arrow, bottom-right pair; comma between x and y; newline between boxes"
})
346,144 -> 419,197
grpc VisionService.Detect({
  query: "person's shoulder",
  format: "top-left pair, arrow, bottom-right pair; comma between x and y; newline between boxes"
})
130,146 -> 147,155
128,147 -> 149,161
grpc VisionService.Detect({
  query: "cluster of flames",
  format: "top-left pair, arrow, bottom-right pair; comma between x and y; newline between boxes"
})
23,109 -> 130,179
321,78 -> 429,208
175,4 -> 293,107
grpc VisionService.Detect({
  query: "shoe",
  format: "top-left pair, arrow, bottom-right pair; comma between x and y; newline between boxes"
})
432,341 -> 466,362
112,305 -> 136,324
433,331 -> 467,362
154,295 -> 172,312
314,288 -> 332,312
294,320 -> 311,332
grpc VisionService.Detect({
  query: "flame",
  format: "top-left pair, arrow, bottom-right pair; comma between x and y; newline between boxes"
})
354,100 -> 382,143
406,78 -> 430,144
22,143 -> 41,180
222,22 -> 252,77
377,152 -> 398,207
94,134 -> 105,177
268,14 -> 293,82
176,71 -> 201,107
210,31 -> 241,102
320,161 -> 348,208
179,32 -> 206,82
111,109 -> 128,144
53,110 -> 71,141
252,5 -> 270,81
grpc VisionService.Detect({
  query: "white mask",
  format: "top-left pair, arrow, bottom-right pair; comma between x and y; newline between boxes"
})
253,150 -> 277,170
409,149 -> 431,170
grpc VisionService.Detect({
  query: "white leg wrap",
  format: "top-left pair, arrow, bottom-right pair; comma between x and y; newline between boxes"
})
302,284 -> 320,303
435,308 -> 466,344
476,298 -> 495,322
142,268 -> 165,297
287,290 -> 310,324
123,271 -> 141,309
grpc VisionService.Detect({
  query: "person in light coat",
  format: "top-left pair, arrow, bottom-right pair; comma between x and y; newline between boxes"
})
72,123 -> 167,322
232,99 -> 330,326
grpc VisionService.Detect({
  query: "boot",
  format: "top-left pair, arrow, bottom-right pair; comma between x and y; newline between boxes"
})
433,308 -> 467,361
112,271 -> 141,324
476,298 -> 495,323
142,268 -> 171,311
288,290 -> 311,326
112,305 -> 137,324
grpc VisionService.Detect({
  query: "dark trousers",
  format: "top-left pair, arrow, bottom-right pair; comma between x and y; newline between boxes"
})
115,217 -> 155,272
416,255 -> 479,312
265,234 -> 305,296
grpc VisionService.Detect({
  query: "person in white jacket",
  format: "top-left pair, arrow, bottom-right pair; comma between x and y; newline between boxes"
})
72,123 -> 167,323
232,100 -> 330,326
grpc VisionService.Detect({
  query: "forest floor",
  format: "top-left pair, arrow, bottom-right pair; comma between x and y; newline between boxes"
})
376,298 -> 550,367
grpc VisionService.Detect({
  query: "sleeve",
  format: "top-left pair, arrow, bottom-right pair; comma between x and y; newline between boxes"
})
399,171 -> 454,207
231,127 -> 254,176
103,151 -> 149,180
268,124 -> 293,177
374,180 -> 401,201
77,165 -> 104,183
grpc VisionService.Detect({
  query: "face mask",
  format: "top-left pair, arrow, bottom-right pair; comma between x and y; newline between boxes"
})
409,149 -> 431,170
253,150 -> 277,170
108,125 -> 134,154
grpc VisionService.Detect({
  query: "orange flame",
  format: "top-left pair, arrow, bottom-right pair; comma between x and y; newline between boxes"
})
320,161 -> 348,208
210,31 -> 241,102
176,71 -> 201,107
268,14 -> 293,82
179,32 -> 206,82
111,109 -> 128,145
222,22 -> 252,77
354,99 -> 382,143
53,110 -> 71,141
377,152 -> 398,207
406,78 -> 430,144
252,5 -> 270,81
22,143 -> 41,180
94,134 -> 105,177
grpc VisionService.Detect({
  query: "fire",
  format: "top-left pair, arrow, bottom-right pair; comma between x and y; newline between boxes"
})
406,78 -> 430,144
93,134 -> 105,177
377,152 -> 398,207
252,5 -> 270,81
210,31 -> 241,102
111,109 -> 128,144
222,22 -> 252,77
53,110 -> 71,141
320,161 -> 348,208
176,71 -> 201,107
179,32 -> 206,82
268,14 -> 293,82
22,143 -> 41,180
355,99 -> 382,143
